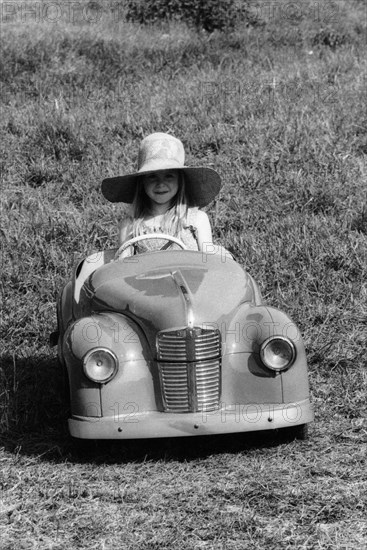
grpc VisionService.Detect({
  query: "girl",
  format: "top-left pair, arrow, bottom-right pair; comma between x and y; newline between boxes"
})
102,132 -> 222,255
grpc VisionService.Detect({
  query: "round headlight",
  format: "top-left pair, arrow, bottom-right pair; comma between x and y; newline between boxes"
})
260,337 -> 296,371
83,348 -> 118,383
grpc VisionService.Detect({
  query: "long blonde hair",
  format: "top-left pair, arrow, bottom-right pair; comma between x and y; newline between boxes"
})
130,171 -> 188,238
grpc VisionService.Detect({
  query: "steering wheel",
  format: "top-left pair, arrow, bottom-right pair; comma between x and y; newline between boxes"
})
114,233 -> 187,260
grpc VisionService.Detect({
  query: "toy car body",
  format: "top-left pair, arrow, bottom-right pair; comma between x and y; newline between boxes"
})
53,238 -> 314,440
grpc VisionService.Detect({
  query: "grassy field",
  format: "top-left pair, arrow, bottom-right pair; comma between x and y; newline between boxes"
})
1,0 -> 366,548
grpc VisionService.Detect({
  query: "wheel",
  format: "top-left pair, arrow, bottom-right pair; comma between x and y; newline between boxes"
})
279,423 -> 309,442
56,357 -> 70,403
71,437 -> 101,456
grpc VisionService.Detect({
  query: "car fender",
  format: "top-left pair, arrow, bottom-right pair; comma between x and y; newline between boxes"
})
219,304 -> 309,407
262,306 -> 310,404
62,313 -> 156,416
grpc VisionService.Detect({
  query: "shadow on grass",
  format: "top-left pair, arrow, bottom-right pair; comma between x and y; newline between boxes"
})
0,353 -> 290,464
67,430 -> 287,464
0,352 -> 70,457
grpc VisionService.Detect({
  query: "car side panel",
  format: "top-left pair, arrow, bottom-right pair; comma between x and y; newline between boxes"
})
100,358 -> 157,416
221,353 -> 282,405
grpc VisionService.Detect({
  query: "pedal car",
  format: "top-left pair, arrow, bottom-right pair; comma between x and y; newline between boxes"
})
52,234 -> 314,440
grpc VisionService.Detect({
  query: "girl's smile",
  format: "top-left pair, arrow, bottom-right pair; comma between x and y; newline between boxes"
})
143,171 -> 179,211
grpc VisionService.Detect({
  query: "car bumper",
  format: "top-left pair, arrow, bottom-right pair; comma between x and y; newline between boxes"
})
69,398 -> 314,439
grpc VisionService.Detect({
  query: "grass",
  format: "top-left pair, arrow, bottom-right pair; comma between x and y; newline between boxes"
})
0,1 -> 366,548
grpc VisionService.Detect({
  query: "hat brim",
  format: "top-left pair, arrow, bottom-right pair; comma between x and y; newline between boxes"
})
101,167 -> 221,207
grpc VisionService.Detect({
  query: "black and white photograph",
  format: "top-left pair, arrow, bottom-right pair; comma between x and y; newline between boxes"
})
1,1 -> 366,548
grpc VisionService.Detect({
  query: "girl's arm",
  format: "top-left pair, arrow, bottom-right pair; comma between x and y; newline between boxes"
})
195,210 -> 213,251
119,217 -> 133,246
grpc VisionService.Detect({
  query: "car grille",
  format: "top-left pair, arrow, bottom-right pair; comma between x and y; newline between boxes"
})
157,327 -> 221,362
157,328 -> 221,412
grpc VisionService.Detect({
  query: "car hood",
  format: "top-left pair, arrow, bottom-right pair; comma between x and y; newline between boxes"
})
83,250 -> 254,333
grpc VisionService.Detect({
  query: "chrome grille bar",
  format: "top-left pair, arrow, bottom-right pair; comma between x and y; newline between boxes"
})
159,362 -> 190,411
196,359 -> 221,411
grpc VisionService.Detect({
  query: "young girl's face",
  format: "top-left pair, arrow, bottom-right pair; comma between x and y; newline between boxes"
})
143,170 -> 179,209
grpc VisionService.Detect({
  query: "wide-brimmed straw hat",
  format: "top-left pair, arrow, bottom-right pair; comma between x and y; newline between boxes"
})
101,132 -> 221,207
